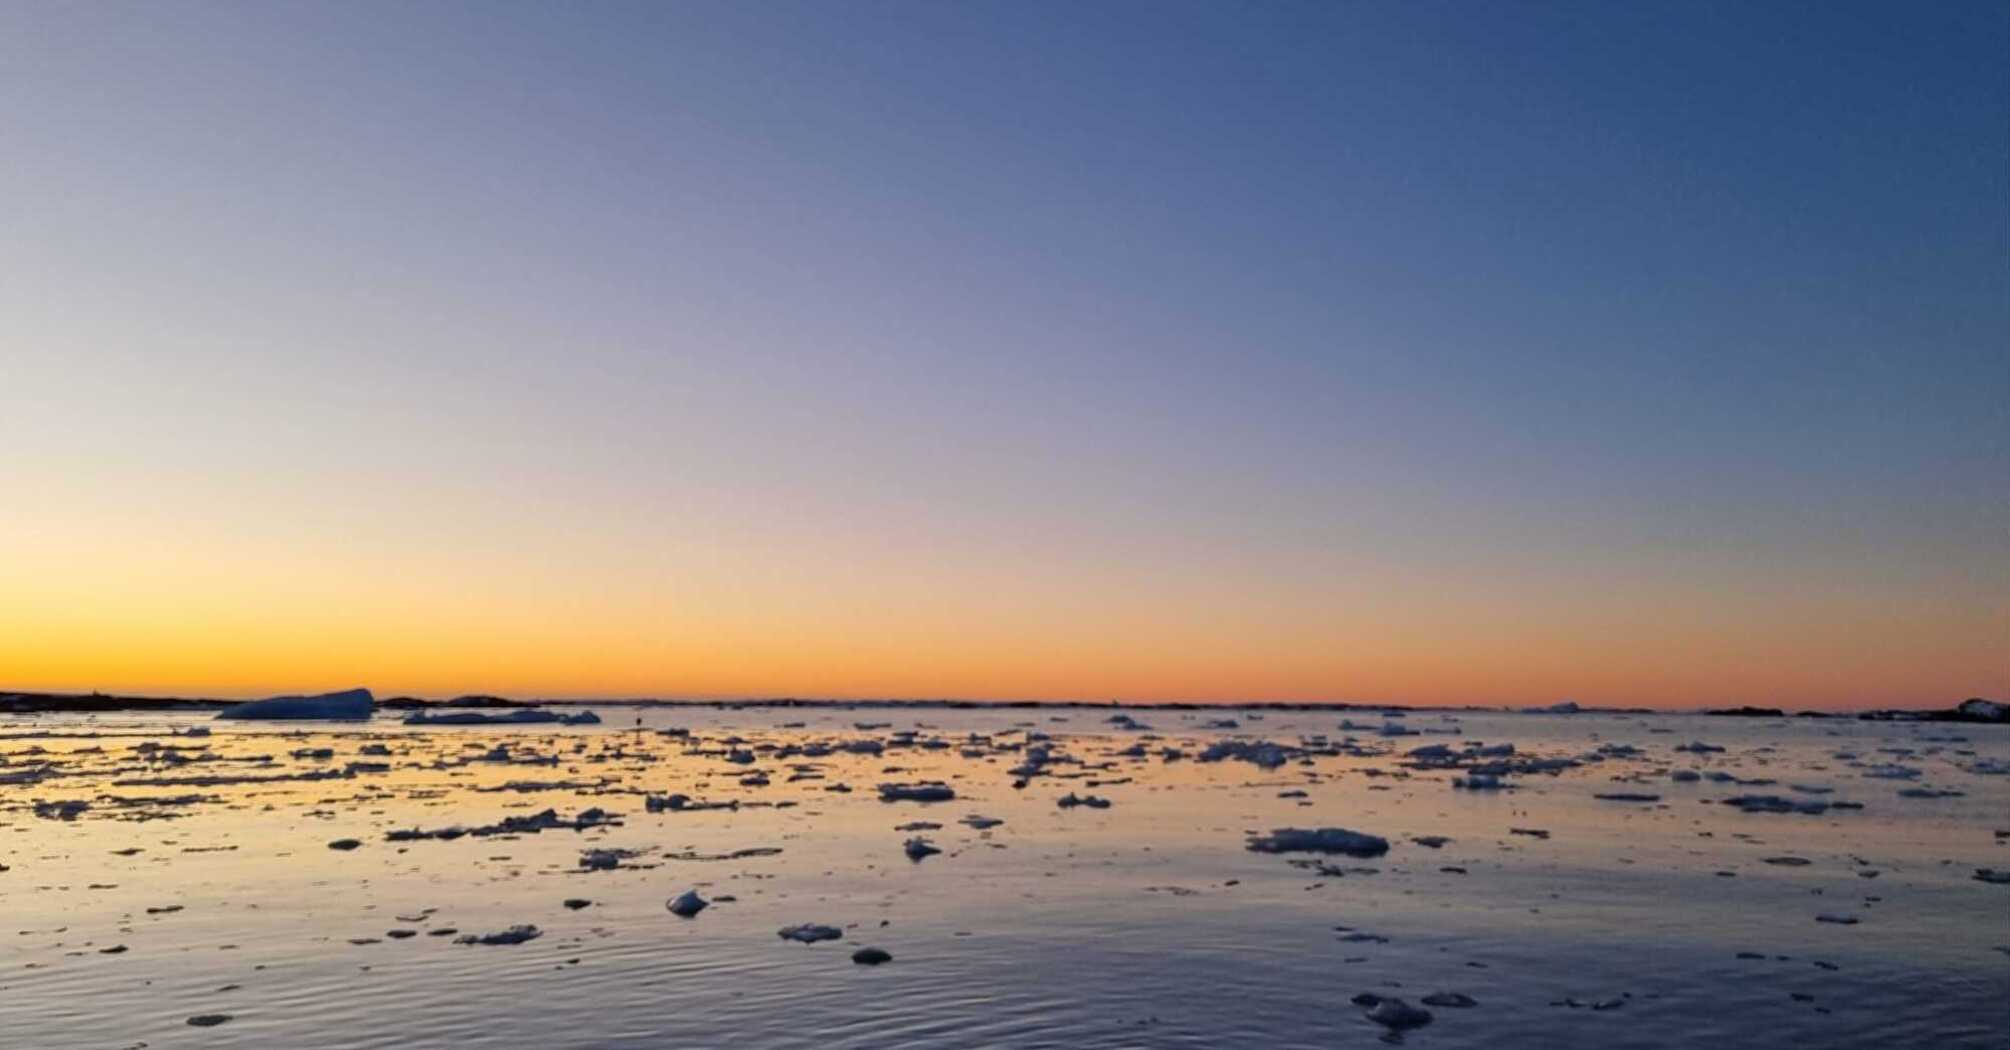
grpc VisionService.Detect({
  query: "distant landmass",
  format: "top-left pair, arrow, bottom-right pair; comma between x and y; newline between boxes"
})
0,689 -> 2001,722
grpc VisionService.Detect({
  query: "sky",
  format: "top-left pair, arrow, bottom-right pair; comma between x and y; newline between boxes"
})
1,1 -> 2004,709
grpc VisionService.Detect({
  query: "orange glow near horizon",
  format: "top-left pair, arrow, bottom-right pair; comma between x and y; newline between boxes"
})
3,507 -> 1999,711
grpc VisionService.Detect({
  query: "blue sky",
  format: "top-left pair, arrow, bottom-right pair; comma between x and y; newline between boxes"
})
2,2 -> 2004,705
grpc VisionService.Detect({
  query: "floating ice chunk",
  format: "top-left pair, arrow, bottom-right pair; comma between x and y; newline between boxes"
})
1722,794 -> 1847,815
579,847 -> 640,871
216,688 -> 373,721
778,923 -> 843,943
903,837 -> 941,860
667,890 -> 709,917
1355,995 -> 1433,1030
878,782 -> 955,803
852,947 -> 893,965
1246,827 -> 1389,857
1197,740 -> 1293,769
456,924 -> 542,945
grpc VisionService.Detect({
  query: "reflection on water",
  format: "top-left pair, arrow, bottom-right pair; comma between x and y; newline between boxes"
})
1,707 -> 2005,1048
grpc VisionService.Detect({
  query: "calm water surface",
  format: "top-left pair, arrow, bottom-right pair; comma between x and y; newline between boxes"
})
2,707 -> 2005,1048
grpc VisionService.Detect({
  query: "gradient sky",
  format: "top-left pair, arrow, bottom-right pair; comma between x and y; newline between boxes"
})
2,2 -> 2004,708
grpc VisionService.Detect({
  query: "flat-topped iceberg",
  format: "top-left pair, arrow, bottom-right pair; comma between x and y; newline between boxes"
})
216,688 -> 374,721
403,708 -> 599,726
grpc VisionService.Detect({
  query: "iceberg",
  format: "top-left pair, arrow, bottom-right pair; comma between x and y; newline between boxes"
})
402,708 -> 600,726
216,688 -> 374,721
1957,698 -> 2006,722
